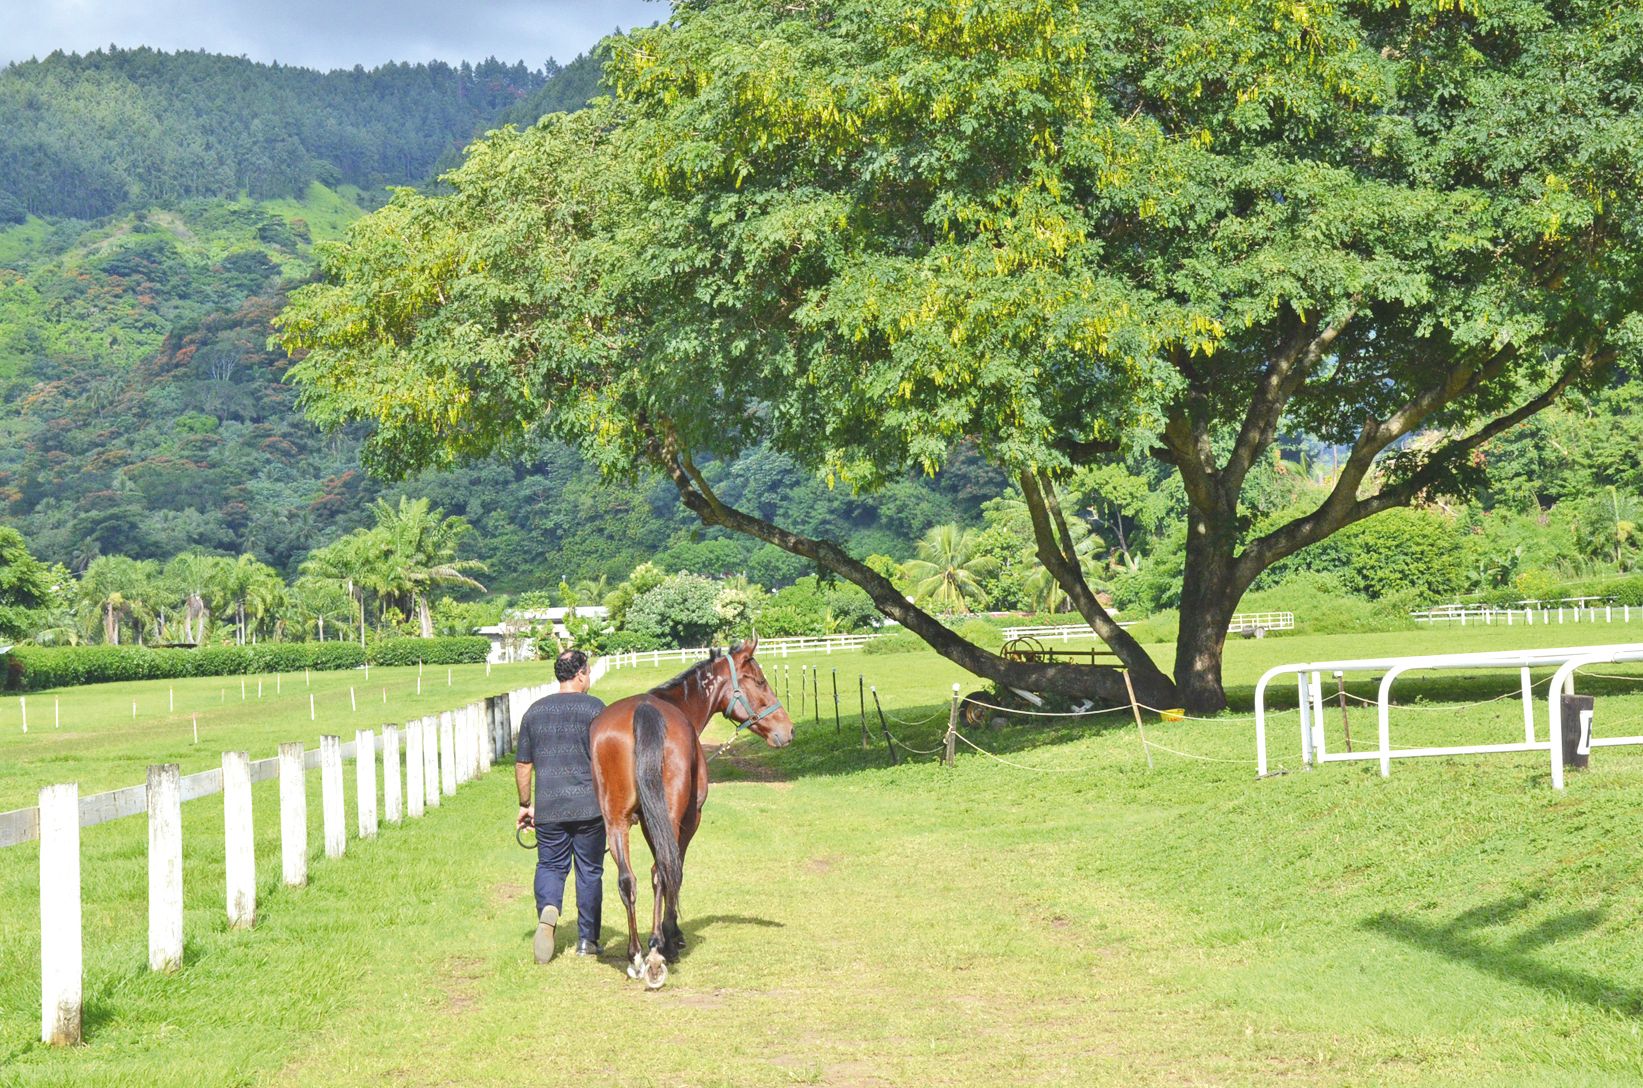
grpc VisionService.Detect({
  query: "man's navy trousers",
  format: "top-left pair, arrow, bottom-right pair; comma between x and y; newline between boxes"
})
534,816 -> 605,944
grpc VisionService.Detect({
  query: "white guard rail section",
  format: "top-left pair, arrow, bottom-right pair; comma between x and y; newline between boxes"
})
1253,643 -> 1643,788
1546,649 -> 1643,789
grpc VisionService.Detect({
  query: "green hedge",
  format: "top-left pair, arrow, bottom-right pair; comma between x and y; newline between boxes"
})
4,642 -> 367,692
366,636 -> 491,667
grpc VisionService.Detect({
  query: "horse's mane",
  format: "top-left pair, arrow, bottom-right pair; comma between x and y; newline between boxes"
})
650,650 -> 724,697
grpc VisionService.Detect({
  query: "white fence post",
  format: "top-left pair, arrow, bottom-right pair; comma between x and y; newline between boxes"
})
439,711 -> 457,796
279,742 -> 307,887
477,703 -> 493,774
321,735 -> 346,858
355,728 -> 378,839
147,763 -> 183,971
406,719 -> 426,817
383,725 -> 402,825
422,718 -> 441,809
222,751 -> 255,929
39,783 -> 81,1046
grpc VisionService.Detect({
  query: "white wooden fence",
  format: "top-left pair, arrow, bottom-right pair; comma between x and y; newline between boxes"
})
1412,602 -> 1635,627
4,658 -> 604,1047
604,632 -> 880,671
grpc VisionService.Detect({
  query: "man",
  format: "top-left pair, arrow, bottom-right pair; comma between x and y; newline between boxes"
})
515,649 -> 606,962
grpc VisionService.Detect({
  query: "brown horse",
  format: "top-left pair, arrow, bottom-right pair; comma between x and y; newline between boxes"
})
589,636 -> 793,989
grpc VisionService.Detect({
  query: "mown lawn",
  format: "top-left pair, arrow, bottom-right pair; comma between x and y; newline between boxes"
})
5,627 -> 1643,1085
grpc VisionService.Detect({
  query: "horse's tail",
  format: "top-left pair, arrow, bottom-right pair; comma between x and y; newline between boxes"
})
633,701 -> 682,903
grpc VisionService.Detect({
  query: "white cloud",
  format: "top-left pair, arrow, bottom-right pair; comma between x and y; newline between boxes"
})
0,0 -> 661,70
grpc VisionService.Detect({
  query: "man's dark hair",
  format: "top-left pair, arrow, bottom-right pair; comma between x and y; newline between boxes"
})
555,649 -> 589,683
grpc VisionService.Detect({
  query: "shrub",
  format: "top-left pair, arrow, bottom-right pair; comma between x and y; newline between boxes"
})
366,636 -> 490,667
950,618 -> 1004,652
862,629 -> 927,655
4,641 -> 370,691
625,573 -> 724,648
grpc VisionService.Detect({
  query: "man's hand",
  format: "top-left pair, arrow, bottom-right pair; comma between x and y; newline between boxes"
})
516,804 -> 534,831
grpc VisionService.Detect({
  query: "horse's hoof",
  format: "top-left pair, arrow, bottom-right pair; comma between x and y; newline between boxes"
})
644,951 -> 669,990
627,954 -> 645,981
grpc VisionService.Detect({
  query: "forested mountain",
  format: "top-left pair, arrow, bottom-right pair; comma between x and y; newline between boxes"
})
0,45 -> 978,593
0,48 -> 550,220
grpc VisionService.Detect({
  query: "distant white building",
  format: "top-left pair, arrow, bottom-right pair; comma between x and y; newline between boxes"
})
474,607 -> 609,663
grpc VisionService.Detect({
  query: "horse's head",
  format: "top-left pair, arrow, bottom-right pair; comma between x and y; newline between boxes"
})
721,634 -> 794,748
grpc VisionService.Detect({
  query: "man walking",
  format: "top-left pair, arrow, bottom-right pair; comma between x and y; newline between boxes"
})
516,649 -> 606,962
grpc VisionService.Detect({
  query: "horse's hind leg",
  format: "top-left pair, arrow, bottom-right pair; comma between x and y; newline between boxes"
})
608,819 -> 644,978
661,768 -> 702,962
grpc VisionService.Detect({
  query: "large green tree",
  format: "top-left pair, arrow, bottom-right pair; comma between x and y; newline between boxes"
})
0,526 -> 55,642
277,0 -> 1643,710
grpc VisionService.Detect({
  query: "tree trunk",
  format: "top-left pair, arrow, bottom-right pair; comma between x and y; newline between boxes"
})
417,596 -> 433,638
1172,509 -> 1243,714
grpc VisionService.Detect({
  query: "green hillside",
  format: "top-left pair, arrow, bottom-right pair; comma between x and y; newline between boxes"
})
0,46 -> 974,590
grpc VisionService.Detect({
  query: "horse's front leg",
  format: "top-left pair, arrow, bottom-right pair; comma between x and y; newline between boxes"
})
608,818 -> 644,977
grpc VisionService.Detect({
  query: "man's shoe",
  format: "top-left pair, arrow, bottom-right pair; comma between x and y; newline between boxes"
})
534,905 -> 559,964
574,939 -> 602,957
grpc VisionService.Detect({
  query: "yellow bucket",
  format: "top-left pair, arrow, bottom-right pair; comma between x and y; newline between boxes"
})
1159,708 -> 1186,722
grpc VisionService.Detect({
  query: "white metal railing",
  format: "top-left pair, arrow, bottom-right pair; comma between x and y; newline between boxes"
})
1412,602 -> 1634,626
1252,642 -> 1643,788
603,632 -> 880,672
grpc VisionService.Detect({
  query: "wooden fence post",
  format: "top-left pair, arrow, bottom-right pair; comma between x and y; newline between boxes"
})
405,719 -> 426,818
39,783 -> 81,1046
832,669 -> 840,734
383,726 -> 402,824
1121,670 -> 1154,770
147,763 -> 183,971
279,742 -> 307,887
858,675 -> 870,749
439,711 -> 457,796
355,728 -> 378,839
222,751 -> 256,928
321,734 -> 346,857
422,718 -> 441,809
871,686 -> 899,766
944,684 -> 960,768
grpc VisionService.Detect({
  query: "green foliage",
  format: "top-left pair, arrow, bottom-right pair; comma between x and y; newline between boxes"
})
1296,508 -> 1470,603
4,640 -> 367,691
0,526 -> 53,641
625,574 -> 725,649
1236,574 -> 1416,637
860,629 -> 928,656
366,636 -> 490,667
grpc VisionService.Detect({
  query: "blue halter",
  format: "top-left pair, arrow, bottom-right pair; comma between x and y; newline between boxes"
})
723,651 -> 783,730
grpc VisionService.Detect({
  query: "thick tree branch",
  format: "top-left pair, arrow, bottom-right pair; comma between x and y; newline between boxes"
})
1018,471 -> 1174,690
1223,305 -> 1358,493
648,436 -> 1175,704
1237,351 -> 1596,577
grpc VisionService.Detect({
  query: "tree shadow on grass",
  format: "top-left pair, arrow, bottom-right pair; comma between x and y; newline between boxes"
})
1363,893 -> 1643,1017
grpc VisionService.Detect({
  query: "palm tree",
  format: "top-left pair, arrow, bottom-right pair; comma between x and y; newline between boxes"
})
368,497 -> 487,636
208,554 -> 285,645
76,556 -> 159,644
162,553 -> 232,645
901,525 -> 997,614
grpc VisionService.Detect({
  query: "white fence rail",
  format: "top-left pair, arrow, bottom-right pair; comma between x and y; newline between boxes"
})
1001,622 -> 1135,641
4,657 -> 604,1046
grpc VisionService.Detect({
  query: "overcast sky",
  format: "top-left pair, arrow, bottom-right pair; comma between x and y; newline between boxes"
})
0,1 -> 662,71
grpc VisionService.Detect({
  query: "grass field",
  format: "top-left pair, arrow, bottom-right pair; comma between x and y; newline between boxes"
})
5,626 -> 1643,1085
